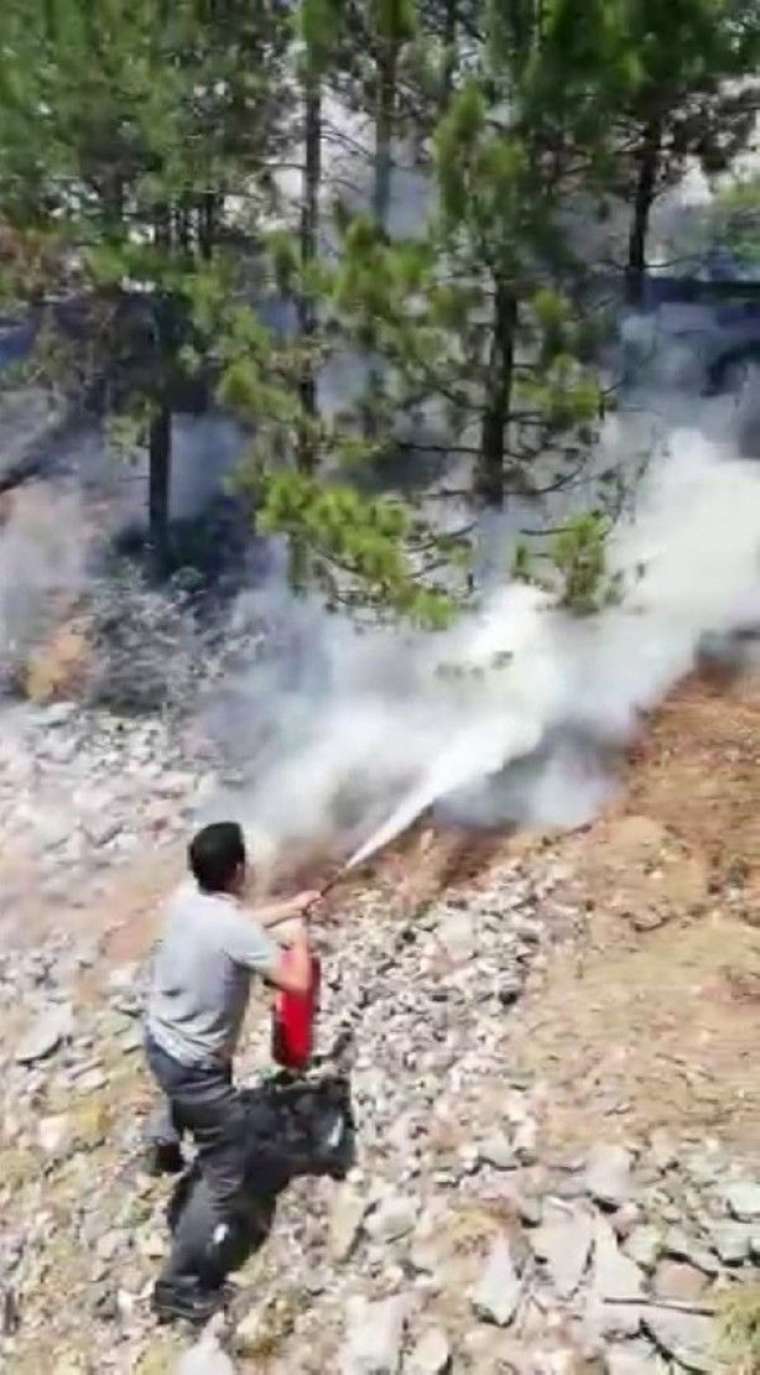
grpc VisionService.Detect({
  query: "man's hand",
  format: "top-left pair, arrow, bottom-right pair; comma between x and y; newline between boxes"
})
254,889 -> 323,930
291,889 -> 322,916
269,908 -> 314,996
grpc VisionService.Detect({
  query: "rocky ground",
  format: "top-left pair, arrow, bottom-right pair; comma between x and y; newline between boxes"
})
1,670 -> 760,1374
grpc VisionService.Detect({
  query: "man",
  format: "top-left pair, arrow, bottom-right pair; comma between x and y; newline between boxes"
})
144,820 -> 321,1323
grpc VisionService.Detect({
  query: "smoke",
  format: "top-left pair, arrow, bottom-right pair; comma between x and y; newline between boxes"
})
199,422 -> 760,872
0,484 -> 87,688
0,106 -> 756,877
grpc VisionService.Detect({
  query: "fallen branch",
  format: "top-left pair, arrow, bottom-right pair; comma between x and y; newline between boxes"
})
604,1297 -> 717,1316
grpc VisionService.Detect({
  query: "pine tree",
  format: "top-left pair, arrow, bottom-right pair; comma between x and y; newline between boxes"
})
0,0 -> 293,569
5,0 -> 759,623
224,0 -> 609,610
598,0 -> 760,303
213,234 -> 464,624
366,1 -> 419,228
294,1 -> 348,442
420,0 -> 484,107
326,3 -> 606,515
215,0 -> 466,620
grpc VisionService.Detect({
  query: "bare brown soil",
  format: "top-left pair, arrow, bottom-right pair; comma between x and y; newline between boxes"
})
500,669 -> 760,1152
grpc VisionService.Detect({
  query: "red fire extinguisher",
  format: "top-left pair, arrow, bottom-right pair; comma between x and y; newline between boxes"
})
272,948 -> 321,1071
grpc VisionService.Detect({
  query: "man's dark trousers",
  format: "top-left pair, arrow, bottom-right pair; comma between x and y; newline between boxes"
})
145,1033 -> 250,1288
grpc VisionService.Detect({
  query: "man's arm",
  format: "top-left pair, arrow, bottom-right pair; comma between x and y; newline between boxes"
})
223,892 -> 320,997
254,890 -> 321,994
254,890 -> 321,930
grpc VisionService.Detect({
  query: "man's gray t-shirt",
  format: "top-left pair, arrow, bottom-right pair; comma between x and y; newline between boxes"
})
147,882 -> 278,1067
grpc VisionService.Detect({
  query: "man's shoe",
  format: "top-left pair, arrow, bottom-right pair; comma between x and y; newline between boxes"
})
151,1278 -> 229,1325
144,1141 -> 186,1177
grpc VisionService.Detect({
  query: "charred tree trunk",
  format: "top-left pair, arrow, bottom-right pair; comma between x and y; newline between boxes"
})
625,120 -> 662,308
148,402 -> 172,575
477,281 -> 517,508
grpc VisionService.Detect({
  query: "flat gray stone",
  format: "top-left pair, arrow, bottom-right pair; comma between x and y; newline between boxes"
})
585,1294 -> 644,1343
517,1195 -> 543,1228
96,1230 -> 127,1262
642,1309 -> 714,1373
724,1181 -> 760,1221
16,1002 -> 73,1065
83,813 -> 122,847
684,1147 -> 725,1186
663,1228 -> 719,1275
341,1294 -> 410,1375
365,1195 -> 418,1244
117,1024 -> 143,1053
513,1117 -> 538,1165
436,912 -> 476,962
586,1144 -> 632,1209
624,1226 -> 662,1271
592,1218 -> 645,1302
710,1222 -> 752,1266
606,1341 -> 662,1375
613,1202 -> 643,1239
329,1186 -> 369,1263
75,1067 -> 108,1094
36,808 -> 71,851
653,1261 -> 707,1302
404,1328 -> 451,1375
649,1129 -> 678,1172
472,1234 -> 524,1328
37,1113 -> 71,1155
179,1324 -> 236,1375
479,1132 -> 517,1171
531,1205 -> 593,1299
586,1216 -> 643,1348
43,702 -> 77,727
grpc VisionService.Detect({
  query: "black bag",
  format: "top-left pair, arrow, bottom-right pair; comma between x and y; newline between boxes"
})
166,1073 -> 354,1284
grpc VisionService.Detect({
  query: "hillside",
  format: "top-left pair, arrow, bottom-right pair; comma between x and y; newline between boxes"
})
0,665 -> 759,1373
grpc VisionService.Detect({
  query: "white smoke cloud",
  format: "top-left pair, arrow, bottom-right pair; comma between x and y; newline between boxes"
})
199,422 -> 760,873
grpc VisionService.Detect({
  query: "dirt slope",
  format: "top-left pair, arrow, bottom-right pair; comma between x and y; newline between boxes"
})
84,666 -> 760,1152
2,666 -> 759,1373
480,669 -> 760,1151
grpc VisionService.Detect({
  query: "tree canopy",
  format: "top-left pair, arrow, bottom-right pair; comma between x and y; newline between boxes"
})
0,0 -> 758,617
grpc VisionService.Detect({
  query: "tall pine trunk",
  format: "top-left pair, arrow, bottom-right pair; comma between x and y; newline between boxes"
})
477,281 -> 517,508
373,44 -> 397,229
149,212 -> 174,575
148,403 -> 172,575
299,73 -> 321,438
365,40 -> 399,439
198,193 -> 217,262
625,120 -> 662,307
441,0 -> 457,108
290,72 -> 322,593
